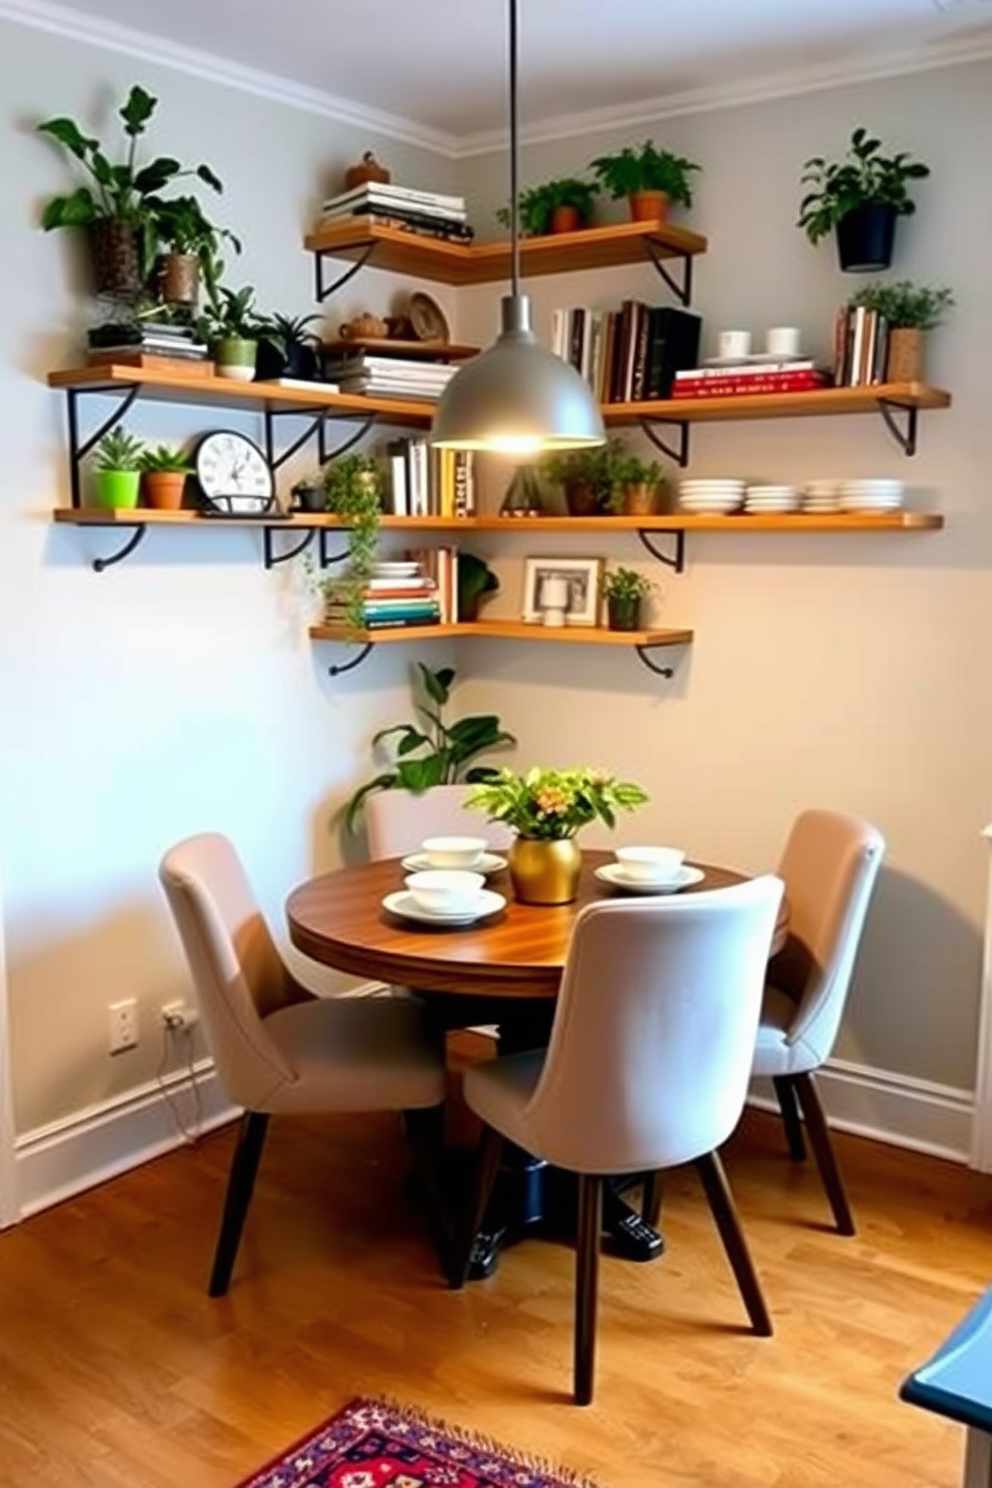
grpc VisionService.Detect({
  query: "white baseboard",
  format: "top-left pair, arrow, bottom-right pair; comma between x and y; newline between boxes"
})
750,1056 -> 974,1165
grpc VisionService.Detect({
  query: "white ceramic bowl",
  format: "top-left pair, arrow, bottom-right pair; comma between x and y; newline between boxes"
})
614,846 -> 686,883
405,869 -> 486,913
420,835 -> 489,870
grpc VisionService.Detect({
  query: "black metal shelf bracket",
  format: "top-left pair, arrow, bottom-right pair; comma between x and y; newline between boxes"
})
635,645 -> 675,678
318,529 -> 351,567
314,244 -> 377,303
91,524 -> 147,573
319,414 -> 375,465
877,398 -> 919,457
638,528 -> 686,574
262,526 -> 316,569
328,641 -> 374,676
66,384 -> 140,509
638,414 -> 690,468
643,240 -> 694,308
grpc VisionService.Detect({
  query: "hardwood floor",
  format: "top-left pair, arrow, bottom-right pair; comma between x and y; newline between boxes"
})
0,1076 -> 990,1487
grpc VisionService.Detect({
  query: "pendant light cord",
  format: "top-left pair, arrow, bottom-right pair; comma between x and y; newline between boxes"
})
508,0 -> 520,300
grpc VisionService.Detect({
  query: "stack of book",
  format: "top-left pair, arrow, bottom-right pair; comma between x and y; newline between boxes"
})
87,320 -> 210,374
405,547 -> 461,623
671,359 -> 831,400
551,301 -> 701,404
833,306 -> 890,387
385,438 -> 475,517
326,561 -> 440,632
319,182 -> 473,244
321,350 -> 458,402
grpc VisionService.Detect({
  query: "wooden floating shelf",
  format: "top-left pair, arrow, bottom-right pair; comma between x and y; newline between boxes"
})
320,338 -> 478,360
310,620 -> 694,647
604,381 -> 951,426
303,217 -> 708,287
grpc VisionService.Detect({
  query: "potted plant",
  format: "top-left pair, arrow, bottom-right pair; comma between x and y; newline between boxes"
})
290,475 -> 327,514
255,312 -> 324,382
137,443 -> 192,510
602,566 -> 654,631
539,438 -> 627,516
797,128 -> 930,272
457,552 -> 500,621
37,84 -> 223,298
197,283 -> 260,381
590,140 -> 700,222
466,765 -> 648,904
846,280 -> 954,383
344,664 -> 515,831
322,453 -> 385,630
93,427 -> 144,509
497,177 -> 597,236
616,452 -> 666,516
150,194 -> 241,307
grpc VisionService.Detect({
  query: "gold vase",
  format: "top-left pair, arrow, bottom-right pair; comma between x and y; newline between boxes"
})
508,836 -> 582,905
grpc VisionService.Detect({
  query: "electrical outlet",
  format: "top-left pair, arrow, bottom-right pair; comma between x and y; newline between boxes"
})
108,999 -> 138,1053
161,1000 -> 198,1031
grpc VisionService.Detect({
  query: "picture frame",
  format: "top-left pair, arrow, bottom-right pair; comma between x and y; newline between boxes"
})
522,556 -> 603,627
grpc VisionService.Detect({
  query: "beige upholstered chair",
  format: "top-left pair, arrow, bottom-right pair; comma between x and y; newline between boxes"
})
750,809 -> 885,1235
365,783 -> 512,862
454,876 -> 785,1405
159,833 -> 447,1295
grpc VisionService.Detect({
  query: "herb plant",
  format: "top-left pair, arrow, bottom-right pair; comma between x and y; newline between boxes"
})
539,438 -> 629,514
798,128 -> 930,244
602,566 -> 654,603
466,766 -> 648,841
497,176 -> 597,235
846,280 -> 954,330
590,142 -> 700,207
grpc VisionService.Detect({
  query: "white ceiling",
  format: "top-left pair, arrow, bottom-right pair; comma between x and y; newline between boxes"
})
29,0 -> 992,143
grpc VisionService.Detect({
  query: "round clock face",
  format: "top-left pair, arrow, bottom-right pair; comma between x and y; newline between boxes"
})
194,431 -> 275,514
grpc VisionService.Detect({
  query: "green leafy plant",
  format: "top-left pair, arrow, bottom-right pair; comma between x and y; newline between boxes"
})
602,565 -> 654,603
616,452 -> 664,489
539,437 -> 629,513
137,443 -> 192,473
321,454 -> 384,631
496,176 -> 597,235
197,283 -> 260,341
466,765 -> 648,841
846,280 -> 954,330
151,193 -> 241,299
95,427 -> 144,472
344,664 -> 517,830
590,141 -> 700,207
256,312 -> 324,356
457,552 -> 500,621
797,128 -> 930,244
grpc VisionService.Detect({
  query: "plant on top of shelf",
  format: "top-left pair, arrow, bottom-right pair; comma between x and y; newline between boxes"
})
590,140 -> 700,222
344,663 -> 516,831
847,280 -> 954,384
602,565 -> 655,632
321,453 -> 385,631
615,451 -> 667,516
539,438 -> 628,516
255,311 -> 325,382
196,282 -> 261,381
797,127 -> 930,272
149,193 -> 241,307
37,84 -> 224,298
93,426 -> 144,510
496,176 -> 597,236
137,442 -> 192,511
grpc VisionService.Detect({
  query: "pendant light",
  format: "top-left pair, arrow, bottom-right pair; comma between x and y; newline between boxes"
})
430,0 -> 605,455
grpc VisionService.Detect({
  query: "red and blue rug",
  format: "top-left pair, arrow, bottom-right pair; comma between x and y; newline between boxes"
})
235,1397 -> 600,1488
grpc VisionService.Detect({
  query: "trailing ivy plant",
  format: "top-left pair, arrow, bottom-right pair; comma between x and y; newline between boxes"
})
797,128 -> 930,244
344,664 -> 517,831
321,454 -> 384,631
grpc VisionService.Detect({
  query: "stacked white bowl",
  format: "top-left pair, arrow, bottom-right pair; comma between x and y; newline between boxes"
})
743,484 -> 799,514
802,480 -> 841,513
678,478 -> 746,514
839,478 -> 904,512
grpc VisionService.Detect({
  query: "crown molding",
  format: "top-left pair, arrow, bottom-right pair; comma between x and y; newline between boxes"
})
0,0 -> 459,158
455,28 -> 992,157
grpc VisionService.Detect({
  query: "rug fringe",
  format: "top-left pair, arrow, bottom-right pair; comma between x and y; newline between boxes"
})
361,1394 -> 606,1488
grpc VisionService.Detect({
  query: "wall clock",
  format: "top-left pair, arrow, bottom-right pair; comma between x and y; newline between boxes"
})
193,431 -> 275,514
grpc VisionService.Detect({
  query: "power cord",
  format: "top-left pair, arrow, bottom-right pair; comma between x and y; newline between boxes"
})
155,1021 -> 203,1145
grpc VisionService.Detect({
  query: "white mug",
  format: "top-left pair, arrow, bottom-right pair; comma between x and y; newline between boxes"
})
765,326 -> 801,358
540,575 -> 569,628
718,329 -> 751,361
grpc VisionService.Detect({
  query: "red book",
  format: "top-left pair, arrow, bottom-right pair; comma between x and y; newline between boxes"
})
672,371 -> 831,399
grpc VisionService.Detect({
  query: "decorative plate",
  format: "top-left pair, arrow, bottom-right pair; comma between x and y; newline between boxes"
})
594,864 -> 705,895
409,291 -> 450,344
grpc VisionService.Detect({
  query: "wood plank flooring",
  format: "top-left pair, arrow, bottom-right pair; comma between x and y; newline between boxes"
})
0,1073 -> 990,1488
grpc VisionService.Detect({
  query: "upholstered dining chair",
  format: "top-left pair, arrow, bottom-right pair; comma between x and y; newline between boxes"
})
750,808 -> 885,1236
364,783 -> 512,862
159,832 -> 447,1296
452,876 -> 785,1405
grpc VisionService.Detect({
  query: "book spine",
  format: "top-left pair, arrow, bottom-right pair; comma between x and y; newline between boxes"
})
672,372 -> 830,398
550,308 -> 567,361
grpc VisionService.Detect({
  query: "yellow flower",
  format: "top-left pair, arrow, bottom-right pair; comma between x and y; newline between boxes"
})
536,785 -> 570,814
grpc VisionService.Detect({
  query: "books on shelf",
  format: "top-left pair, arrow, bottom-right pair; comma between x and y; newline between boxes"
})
551,302 -> 701,404
404,547 -> 461,623
325,546 -> 464,631
321,351 -> 458,401
672,364 -> 831,399
833,305 -> 890,387
384,438 -> 475,518
319,182 -> 474,243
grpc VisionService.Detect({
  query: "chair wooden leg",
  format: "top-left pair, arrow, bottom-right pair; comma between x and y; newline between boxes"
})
209,1110 -> 269,1297
449,1124 -> 503,1290
695,1150 -> 772,1337
641,1170 -> 663,1228
574,1174 -> 602,1407
773,1075 -> 807,1162
404,1105 -> 452,1282
793,1071 -> 856,1236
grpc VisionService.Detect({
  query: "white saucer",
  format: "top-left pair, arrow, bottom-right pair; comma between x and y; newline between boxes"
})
401,852 -> 507,877
703,352 -> 806,368
594,863 -> 705,895
383,888 -> 506,926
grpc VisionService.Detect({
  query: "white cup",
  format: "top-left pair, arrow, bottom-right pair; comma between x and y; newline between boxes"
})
405,869 -> 485,913
541,574 -> 569,628
614,846 -> 686,883
718,330 -> 751,361
421,835 -> 488,870
765,326 -> 801,358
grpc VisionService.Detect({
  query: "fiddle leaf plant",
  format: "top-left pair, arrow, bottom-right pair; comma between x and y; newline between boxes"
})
798,127 -> 930,244
344,664 -> 517,831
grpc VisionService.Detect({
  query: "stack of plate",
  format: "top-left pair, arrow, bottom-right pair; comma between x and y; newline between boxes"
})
743,484 -> 799,514
370,560 -> 422,579
839,478 -> 904,513
803,480 -> 841,513
678,479 -> 746,514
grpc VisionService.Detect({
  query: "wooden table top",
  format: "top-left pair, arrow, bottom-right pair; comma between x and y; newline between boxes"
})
286,849 -> 788,1000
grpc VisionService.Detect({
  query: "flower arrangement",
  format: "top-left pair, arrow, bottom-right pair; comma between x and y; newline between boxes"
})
467,765 -> 648,841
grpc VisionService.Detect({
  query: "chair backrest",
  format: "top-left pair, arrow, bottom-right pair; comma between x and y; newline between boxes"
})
773,809 -> 885,1061
158,833 -> 298,1108
364,784 -> 512,861
521,876 -> 785,1174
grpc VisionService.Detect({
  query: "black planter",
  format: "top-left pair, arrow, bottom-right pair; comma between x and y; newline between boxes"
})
254,338 -> 319,382
607,595 -> 642,632
835,203 -> 897,273
290,482 -> 326,513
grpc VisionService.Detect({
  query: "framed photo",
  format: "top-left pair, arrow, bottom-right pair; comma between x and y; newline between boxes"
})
522,556 -> 602,627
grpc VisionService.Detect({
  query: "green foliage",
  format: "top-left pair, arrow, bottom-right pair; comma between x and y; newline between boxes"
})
602,565 -> 654,602
798,127 -> 930,244
256,312 -> 324,355
616,452 -> 664,488
151,192 -> 241,294
496,176 -> 597,235
95,427 -> 144,472
539,437 -> 629,513
466,765 -> 648,841
590,141 -> 700,207
344,664 -> 517,831
137,443 -> 192,473
197,283 -> 259,341
321,454 -> 384,631
846,279 -> 954,330
457,551 -> 499,618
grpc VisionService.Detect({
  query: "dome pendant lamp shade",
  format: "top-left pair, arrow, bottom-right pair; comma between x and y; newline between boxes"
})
430,0 -> 604,456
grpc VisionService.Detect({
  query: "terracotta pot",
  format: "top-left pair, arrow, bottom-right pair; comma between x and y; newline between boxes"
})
607,594 -> 643,632
550,205 -> 581,234
885,327 -> 925,384
88,218 -> 143,297
143,471 -> 187,510
628,190 -> 670,223
158,253 -> 200,306
344,151 -> 391,189
622,481 -> 659,517
508,836 -> 582,905
564,480 -> 601,517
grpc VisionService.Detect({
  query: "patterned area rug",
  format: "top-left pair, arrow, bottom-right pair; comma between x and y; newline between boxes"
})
233,1397 -> 601,1488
